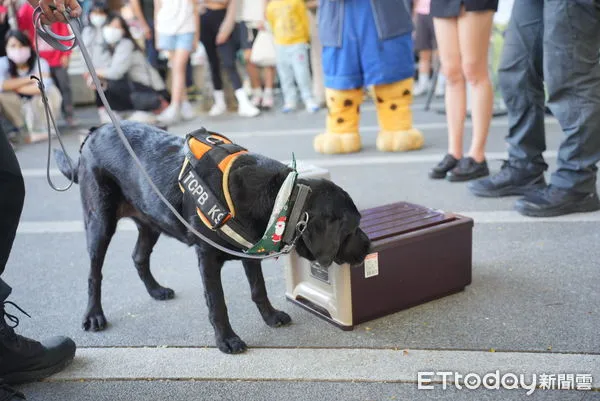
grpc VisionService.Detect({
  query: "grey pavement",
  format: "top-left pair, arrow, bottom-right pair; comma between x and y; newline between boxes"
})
4,96 -> 599,400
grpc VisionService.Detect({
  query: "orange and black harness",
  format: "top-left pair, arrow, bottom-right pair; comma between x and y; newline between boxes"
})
178,128 -> 311,255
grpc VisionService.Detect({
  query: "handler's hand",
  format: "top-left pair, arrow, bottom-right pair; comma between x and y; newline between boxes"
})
29,0 -> 82,24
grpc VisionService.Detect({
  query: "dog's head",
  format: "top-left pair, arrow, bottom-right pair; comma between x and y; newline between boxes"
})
295,178 -> 371,268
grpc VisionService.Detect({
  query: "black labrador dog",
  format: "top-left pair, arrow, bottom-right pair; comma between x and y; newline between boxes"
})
54,122 -> 370,354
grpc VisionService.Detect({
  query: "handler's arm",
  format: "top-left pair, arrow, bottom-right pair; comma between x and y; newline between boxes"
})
216,0 -> 238,45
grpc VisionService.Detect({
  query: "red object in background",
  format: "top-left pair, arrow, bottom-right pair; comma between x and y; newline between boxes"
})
17,3 -> 73,67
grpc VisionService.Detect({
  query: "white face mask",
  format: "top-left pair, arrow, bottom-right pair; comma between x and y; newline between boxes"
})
89,14 -> 107,27
102,26 -> 123,45
6,47 -> 31,65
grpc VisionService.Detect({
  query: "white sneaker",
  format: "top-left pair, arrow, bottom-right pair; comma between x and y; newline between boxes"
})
180,101 -> 196,121
157,104 -> 181,125
98,107 -> 119,124
251,92 -> 262,108
261,92 -> 274,109
208,102 -> 227,116
305,101 -> 320,113
235,88 -> 260,118
435,81 -> 446,97
413,80 -> 430,97
435,74 -> 446,97
238,101 -> 260,117
128,111 -> 156,124
282,103 -> 296,113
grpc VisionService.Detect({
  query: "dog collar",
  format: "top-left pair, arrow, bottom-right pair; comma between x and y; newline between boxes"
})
178,128 -> 310,255
246,156 -> 311,255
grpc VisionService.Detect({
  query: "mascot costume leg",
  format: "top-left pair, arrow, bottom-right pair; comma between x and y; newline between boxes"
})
314,0 -> 425,154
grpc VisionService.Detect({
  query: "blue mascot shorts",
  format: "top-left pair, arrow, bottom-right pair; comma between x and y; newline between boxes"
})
322,0 -> 415,90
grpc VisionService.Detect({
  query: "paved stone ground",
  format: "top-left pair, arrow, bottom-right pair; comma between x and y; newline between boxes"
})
6,96 -> 600,400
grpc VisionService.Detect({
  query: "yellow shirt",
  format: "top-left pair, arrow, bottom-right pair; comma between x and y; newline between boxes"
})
266,0 -> 310,46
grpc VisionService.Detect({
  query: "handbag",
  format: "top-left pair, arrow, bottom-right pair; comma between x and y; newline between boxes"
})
128,54 -> 163,111
250,29 -> 277,67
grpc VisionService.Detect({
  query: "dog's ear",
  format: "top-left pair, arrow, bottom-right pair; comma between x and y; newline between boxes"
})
301,217 -> 343,267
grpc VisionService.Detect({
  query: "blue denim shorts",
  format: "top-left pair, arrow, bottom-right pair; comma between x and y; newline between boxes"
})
158,32 -> 195,52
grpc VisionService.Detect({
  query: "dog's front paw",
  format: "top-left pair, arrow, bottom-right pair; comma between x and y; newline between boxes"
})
83,308 -> 107,331
217,335 -> 248,354
149,286 -> 175,300
264,310 -> 292,328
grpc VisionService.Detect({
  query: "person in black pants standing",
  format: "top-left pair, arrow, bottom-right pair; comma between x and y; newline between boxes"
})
0,1 -> 79,399
468,0 -> 600,217
0,117 -> 76,399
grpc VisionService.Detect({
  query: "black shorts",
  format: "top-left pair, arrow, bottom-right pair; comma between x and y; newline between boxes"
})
239,22 -> 258,50
414,13 -> 437,51
430,0 -> 498,18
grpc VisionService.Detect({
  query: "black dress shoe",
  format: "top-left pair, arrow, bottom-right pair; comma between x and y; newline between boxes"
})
429,154 -> 459,179
468,160 -> 546,197
0,381 -> 25,400
446,157 -> 489,182
515,185 -> 600,217
0,302 -> 76,385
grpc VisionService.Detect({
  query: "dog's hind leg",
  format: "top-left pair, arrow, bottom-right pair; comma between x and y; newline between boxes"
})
131,220 -> 174,300
196,248 -> 247,354
242,259 -> 292,328
82,194 -> 117,332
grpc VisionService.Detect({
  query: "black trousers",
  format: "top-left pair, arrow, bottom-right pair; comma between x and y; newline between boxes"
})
200,9 -> 242,91
94,78 -> 168,111
0,123 -> 25,302
50,66 -> 74,118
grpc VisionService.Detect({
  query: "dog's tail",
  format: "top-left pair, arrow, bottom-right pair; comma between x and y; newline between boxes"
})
53,149 -> 79,184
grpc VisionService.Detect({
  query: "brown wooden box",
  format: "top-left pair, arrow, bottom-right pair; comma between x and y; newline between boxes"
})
284,202 -> 473,330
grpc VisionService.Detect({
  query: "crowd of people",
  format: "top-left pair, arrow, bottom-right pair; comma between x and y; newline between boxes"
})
0,0 -> 343,148
0,0 -> 452,148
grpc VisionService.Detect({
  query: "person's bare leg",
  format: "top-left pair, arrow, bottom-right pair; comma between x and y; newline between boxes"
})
261,66 -> 275,108
414,49 -> 432,96
264,66 -> 275,89
419,49 -> 432,80
433,16 -> 465,160
171,49 -> 191,105
244,49 -> 263,106
458,9 -> 495,163
245,50 -> 262,89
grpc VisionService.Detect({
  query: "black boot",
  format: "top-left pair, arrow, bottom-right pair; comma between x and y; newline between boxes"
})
0,301 -> 76,385
468,160 -> 547,197
0,381 -> 25,400
515,185 -> 600,217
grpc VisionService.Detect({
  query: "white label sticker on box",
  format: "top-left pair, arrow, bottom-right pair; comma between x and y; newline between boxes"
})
364,253 -> 379,278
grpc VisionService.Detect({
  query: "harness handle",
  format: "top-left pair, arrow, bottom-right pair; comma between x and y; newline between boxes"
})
31,7 -> 306,260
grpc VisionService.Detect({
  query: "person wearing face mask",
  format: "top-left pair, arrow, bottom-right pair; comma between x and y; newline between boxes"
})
0,30 -> 62,144
81,3 -> 112,75
83,13 -> 169,124
17,1 -> 78,128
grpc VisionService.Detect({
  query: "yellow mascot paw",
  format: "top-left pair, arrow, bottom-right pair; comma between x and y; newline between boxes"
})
376,128 -> 424,152
313,132 -> 362,154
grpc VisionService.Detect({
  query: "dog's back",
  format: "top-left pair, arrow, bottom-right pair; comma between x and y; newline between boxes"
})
55,122 -> 190,242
